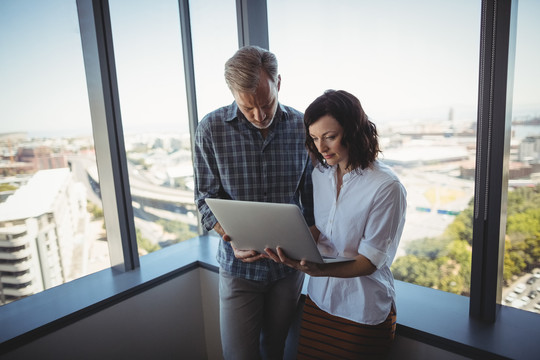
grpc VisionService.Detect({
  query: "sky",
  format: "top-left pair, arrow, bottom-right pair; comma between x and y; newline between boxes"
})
0,0 -> 539,138
268,0 -> 540,124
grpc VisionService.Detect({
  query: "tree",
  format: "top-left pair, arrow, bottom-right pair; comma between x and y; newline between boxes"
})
405,237 -> 448,260
393,184 -> 540,294
391,255 -> 440,288
0,183 -> 18,192
439,240 -> 472,295
87,201 -> 104,219
443,199 -> 474,245
507,208 -> 540,237
504,186 -> 540,279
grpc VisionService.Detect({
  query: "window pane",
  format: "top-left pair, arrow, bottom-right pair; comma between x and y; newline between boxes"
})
190,0 -> 237,119
189,0 -> 237,240
109,0 -> 198,256
0,0 -> 109,306
268,0 -> 481,295
502,0 -> 540,314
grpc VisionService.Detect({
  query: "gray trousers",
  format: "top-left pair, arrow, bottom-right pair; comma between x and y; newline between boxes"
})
219,269 -> 304,360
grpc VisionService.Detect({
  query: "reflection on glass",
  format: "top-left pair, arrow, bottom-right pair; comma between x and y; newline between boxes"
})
501,0 -> 540,315
109,0 -> 198,256
0,1 -> 109,306
268,0 -> 481,295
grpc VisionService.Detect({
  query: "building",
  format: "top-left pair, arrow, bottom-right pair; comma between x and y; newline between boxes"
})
382,142 -> 470,167
16,146 -> 68,172
0,168 -> 89,304
461,160 -> 535,180
519,135 -> 540,163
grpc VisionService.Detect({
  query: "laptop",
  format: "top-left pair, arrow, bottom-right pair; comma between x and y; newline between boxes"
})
205,198 -> 354,264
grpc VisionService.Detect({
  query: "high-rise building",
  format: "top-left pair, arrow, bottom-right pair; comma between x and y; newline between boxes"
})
0,168 -> 88,304
519,135 -> 540,163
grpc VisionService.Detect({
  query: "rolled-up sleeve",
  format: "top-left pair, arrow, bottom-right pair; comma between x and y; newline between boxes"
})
358,180 -> 407,268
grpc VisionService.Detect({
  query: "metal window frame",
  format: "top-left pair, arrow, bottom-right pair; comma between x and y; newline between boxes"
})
236,0 -> 269,49
76,0 -> 139,271
470,0 -> 517,322
177,0 -> 202,234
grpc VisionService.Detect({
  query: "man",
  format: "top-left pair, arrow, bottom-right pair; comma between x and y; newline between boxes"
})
193,45 -> 314,359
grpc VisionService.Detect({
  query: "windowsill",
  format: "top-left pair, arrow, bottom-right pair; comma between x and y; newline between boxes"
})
1,235 -> 539,359
0,235 -> 219,353
394,281 -> 540,359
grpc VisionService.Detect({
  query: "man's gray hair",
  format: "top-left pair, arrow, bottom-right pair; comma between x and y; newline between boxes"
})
224,45 -> 279,93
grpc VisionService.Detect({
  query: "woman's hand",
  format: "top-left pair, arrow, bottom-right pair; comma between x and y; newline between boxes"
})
266,246 -> 377,278
265,246 -> 323,276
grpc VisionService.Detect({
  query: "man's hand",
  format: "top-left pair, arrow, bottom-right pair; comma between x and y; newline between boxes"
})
221,233 -> 266,263
214,221 -> 265,262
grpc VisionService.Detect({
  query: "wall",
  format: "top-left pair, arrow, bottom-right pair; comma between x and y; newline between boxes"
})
200,268 -> 222,359
389,337 -> 471,360
2,266 -> 472,360
2,269 -> 208,360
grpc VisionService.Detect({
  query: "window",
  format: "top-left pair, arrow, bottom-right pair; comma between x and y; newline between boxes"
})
268,0 -> 481,295
109,0 -> 197,256
106,0 -> 238,255
1,2 -> 539,357
0,0 -> 109,306
502,0 -> 540,315
188,0 -> 237,238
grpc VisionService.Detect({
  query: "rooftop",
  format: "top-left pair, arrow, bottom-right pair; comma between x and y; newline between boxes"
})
0,168 -> 70,221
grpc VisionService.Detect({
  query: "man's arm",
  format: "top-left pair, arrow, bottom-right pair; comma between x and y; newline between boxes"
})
213,222 -> 225,237
193,120 -> 220,231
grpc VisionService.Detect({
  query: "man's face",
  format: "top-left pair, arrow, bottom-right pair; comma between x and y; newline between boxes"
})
233,71 -> 281,130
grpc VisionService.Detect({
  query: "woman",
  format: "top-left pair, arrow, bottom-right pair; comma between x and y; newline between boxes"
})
266,90 -> 407,359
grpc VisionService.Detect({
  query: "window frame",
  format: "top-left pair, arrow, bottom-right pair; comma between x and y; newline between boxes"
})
77,0 -> 139,270
470,0 -> 517,322
236,0 -> 269,49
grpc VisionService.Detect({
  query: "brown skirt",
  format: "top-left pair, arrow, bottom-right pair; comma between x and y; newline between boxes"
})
297,296 -> 396,360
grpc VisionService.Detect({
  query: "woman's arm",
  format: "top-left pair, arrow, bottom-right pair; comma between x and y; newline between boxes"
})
265,247 -> 376,278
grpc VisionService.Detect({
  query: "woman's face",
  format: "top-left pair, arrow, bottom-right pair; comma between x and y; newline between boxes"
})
308,115 -> 349,169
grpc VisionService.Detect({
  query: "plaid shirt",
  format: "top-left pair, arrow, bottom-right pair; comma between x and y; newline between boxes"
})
194,102 -> 314,281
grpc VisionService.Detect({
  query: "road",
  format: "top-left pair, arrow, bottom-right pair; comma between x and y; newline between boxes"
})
67,154 -> 198,245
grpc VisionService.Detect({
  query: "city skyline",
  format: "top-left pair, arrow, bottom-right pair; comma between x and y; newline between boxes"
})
1,0 -> 539,138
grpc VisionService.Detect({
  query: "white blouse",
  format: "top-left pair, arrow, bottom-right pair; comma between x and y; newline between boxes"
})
307,160 -> 407,325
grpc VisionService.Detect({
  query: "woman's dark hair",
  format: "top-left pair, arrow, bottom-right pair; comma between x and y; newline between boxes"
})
304,89 -> 380,170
